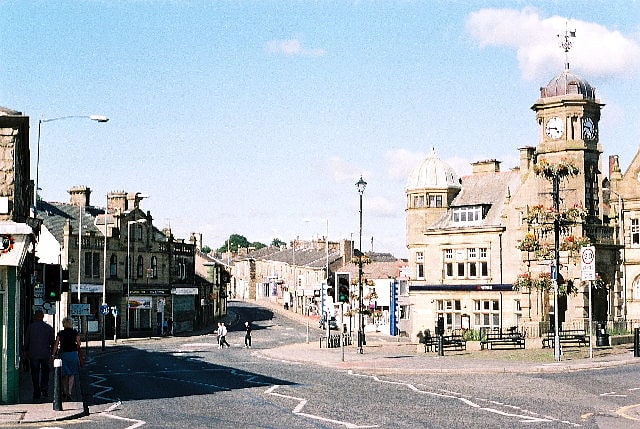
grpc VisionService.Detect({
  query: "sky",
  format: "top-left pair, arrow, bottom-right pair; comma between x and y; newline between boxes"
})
1,1 -> 639,258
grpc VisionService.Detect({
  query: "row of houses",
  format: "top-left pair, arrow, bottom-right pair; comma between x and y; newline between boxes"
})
34,186 -> 230,340
0,105 -> 230,402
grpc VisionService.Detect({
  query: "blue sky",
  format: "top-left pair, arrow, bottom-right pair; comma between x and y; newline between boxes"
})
1,1 -> 639,258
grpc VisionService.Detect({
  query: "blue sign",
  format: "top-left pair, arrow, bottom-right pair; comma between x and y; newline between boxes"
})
99,304 -> 110,315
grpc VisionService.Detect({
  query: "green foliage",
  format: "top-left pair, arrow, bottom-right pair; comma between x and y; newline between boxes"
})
462,329 -> 485,341
217,234 -> 266,253
271,238 -> 286,248
201,245 -> 212,254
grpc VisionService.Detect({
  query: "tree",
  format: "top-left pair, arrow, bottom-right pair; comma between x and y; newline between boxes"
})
201,245 -> 212,254
271,238 -> 286,248
217,234 -> 266,253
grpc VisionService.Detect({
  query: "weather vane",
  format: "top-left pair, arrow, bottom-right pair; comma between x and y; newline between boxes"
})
557,22 -> 576,70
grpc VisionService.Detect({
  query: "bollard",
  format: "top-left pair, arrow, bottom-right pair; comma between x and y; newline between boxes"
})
53,358 -> 62,411
634,328 -> 640,358
438,335 -> 444,357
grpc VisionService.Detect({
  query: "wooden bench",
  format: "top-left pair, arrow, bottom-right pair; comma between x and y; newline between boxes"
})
542,330 -> 590,348
481,331 -> 526,350
421,334 -> 466,352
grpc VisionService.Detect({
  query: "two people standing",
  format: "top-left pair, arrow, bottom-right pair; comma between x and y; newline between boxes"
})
214,321 -> 253,349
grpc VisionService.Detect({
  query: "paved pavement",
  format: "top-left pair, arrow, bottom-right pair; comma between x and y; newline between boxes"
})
3,299 -> 640,424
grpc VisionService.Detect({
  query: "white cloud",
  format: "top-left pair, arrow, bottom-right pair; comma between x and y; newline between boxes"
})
466,8 -> 640,81
328,156 -> 370,184
265,38 -> 326,57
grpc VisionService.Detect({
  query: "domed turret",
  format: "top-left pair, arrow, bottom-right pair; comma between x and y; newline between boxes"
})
406,148 -> 461,191
540,70 -> 596,99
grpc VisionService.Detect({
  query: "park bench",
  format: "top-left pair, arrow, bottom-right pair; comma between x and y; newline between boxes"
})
480,331 -> 526,350
542,330 -> 590,348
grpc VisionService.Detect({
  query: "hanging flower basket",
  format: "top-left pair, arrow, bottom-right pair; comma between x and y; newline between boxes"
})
559,235 -> 591,253
513,273 -> 533,291
516,233 -> 540,252
533,159 -> 580,180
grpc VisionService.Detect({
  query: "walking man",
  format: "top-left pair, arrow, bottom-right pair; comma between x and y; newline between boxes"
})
24,309 -> 54,401
219,322 -> 230,348
244,321 -> 252,348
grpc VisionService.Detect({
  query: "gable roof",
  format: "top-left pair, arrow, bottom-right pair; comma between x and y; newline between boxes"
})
428,169 -> 521,230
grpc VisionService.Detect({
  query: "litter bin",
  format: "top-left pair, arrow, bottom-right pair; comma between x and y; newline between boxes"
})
596,322 -> 610,347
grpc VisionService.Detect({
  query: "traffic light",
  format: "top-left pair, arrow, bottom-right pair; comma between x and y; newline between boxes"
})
336,273 -> 350,303
43,264 -> 61,301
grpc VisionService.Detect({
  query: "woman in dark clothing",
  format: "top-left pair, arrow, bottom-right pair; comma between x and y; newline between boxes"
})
52,317 -> 83,401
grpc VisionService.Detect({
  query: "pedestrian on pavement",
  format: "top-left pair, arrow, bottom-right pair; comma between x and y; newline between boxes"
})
167,318 -> 173,335
219,322 -> 230,348
244,321 -> 252,348
24,309 -> 54,401
52,317 -> 84,401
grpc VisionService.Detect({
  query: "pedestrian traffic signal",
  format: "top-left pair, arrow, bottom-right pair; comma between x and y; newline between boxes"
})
43,264 -> 61,302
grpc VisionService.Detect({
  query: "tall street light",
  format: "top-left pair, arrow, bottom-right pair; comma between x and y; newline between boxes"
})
34,115 -> 109,213
127,219 -> 146,338
356,175 -> 367,354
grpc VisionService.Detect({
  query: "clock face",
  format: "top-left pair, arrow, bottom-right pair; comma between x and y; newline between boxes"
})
545,117 -> 565,139
583,117 -> 596,140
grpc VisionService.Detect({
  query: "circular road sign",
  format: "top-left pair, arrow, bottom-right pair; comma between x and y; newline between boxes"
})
99,304 -> 110,315
582,247 -> 595,264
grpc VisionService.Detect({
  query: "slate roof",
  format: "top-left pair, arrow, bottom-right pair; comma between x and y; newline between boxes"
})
36,200 -> 168,243
428,169 -> 521,230
36,200 -> 104,243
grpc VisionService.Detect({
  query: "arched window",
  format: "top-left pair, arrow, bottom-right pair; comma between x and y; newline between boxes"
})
151,256 -> 158,278
137,255 -> 144,278
110,254 -> 117,278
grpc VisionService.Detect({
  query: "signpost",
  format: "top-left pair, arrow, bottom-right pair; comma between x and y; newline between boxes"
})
111,306 -> 119,342
581,246 -> 596,359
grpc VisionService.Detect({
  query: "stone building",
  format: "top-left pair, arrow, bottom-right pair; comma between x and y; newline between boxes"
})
194,245 -> 229,328
36,187 -> 202,338
0,107 -> 35,403
404,64 -> 619,339
608,150 -> 640,323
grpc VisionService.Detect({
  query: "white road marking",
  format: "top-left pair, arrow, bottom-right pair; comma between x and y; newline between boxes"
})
265,385 -> 378,428
347,371 -> 577,426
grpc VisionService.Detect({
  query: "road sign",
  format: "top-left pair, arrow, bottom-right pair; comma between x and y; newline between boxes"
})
99,304 -> 110,315
111,306 -> 119,317
70,303 -> 91,316
581,246 -> 596,281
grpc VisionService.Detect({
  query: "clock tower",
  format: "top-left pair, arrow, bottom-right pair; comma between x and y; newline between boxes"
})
530,30 -> 604,219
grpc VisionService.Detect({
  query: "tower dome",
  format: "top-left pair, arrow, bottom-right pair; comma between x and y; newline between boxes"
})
406,148 -> 461,191
540,69 -> 596,99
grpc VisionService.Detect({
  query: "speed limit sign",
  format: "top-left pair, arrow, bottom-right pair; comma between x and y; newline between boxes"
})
581,246 -> 596,281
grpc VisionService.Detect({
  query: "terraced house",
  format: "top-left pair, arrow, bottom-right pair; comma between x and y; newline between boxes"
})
35,187 -> 209,338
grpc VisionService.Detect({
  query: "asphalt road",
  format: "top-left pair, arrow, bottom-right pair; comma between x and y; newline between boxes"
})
15,301 -> 640,429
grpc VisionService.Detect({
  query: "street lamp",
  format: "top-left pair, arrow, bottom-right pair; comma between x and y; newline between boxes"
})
34,115 -> 109,213
127,218 -> 146,338
356,175 -> 367,354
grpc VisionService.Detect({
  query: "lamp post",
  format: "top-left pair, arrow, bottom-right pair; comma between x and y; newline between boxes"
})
127,219 -> 146,338
356,175 -> 367,354
34,115 -> 109,213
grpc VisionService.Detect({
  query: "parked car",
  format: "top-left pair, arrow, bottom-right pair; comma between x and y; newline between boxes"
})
319,316 -> 338,330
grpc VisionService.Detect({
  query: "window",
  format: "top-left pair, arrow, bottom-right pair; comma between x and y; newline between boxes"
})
84,252 -> 100,278
416,251 -> 424,262
452,206 -> 484,224
514,300 -> 522,327
632,219 -> 640,245
429,195 -> 443,208
151,256 -> 158,278
136,255 -> 144,278
473,299 -> 500,329
444,247 -> 489,280
436,299 -> 462,331
109,254 -> 117,278
416,263 -> 424,279
413,195 -> 425,208
136,223 -> 144,240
